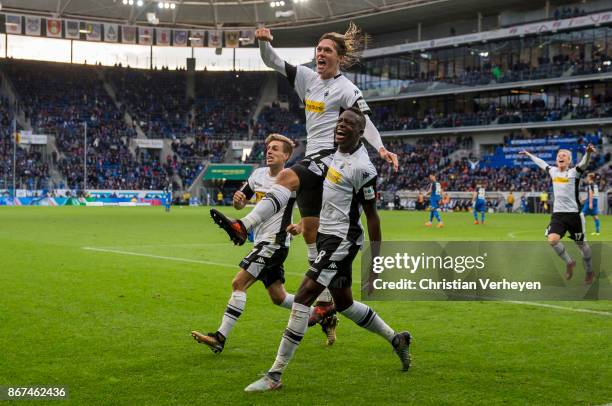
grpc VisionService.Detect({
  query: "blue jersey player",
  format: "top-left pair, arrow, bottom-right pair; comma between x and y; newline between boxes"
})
164,188 -> 172,212
472,185 -> 486,224
425,174 -> 444,228
582,173 -> 600,236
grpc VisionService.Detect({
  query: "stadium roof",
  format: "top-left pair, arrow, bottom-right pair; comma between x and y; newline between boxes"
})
2,0 -> 540,46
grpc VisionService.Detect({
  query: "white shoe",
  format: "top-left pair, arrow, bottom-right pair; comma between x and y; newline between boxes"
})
244,375 -> 282,392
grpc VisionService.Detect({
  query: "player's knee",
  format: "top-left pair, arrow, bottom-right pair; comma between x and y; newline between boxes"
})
335,298 -> 353,313
231,277 -> 248,291
277,168 -> 300,191
547,235 -> 560,246
269,292 -> 285,306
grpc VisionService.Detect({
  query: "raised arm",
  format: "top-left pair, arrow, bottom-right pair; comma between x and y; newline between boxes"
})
576,144 -> 595,171
519,150 -> 549,171
256,27 -> 287,76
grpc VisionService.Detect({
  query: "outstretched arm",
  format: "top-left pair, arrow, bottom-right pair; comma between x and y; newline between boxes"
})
576,144 -> 595,171
363,116 -> 399,172
259,40 -> 287,75
519,150 -> 549,171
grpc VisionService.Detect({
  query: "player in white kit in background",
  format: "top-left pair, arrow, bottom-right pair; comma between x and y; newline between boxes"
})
520,144 -> 596,284
210,23 -> 399,343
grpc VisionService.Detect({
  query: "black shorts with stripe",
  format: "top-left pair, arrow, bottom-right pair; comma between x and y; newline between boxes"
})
239,242 -> 288,288
546,212 -> 586,241
290,149 -> 334,218
305,233 -> 361,289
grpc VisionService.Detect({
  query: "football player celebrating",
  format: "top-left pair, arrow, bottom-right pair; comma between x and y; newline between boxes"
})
520,145 -> 596,284
192,134 -> 321,352
244,108 -> 411,392
210,23 -> 398,341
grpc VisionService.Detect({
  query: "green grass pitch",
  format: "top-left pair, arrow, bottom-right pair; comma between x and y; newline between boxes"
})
0,207 -> 610,405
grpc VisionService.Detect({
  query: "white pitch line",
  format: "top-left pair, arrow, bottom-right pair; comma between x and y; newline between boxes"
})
93,242 -> 233,250
81,246 -> 306,277
82,246 -> 236,268
506,300 -> 612,317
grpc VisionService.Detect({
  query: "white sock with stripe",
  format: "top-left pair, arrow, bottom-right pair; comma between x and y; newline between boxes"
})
269,302 -> 310,375
552,242 -> 573,264
217,291 -> 247,338
341,301 -> 395,343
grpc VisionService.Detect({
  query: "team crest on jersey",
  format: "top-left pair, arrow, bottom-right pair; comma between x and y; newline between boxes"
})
305,99 -> 325,113
326,167 -> 343,184
362,172 -> 371,180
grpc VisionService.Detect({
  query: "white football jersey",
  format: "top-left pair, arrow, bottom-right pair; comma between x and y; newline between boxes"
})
292,66 -> 371,156
318,143 -> 377,245
241,167 -> 296,246
547,166 -> 583,213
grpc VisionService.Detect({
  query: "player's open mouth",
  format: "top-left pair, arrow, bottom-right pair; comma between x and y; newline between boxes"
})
317,58 -> 326,68
336,129 -> 346,141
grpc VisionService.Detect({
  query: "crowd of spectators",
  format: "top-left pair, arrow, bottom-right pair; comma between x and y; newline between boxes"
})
109,67 -> 191,139
0,97 -> 50,189
362,51 -> 611,95
193,71 -> 267,139
373,132 -> 610,194
373,100 -> 612,132
253,101 -> 305,139
2,59 -> 609,194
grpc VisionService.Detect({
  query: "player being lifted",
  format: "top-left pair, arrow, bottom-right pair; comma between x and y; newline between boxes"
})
244,108 -> 411,392
582,173 -> 601,236
192,135 -> 323,352
520,145 -> 596,284
210,23 -> 398,343
472,184 -> 486,224
425,174 -> 444,228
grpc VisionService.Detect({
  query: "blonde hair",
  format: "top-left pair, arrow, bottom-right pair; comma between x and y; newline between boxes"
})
557,149 -> 572,163
265,133 -> 294,157
318,22 -> 368,70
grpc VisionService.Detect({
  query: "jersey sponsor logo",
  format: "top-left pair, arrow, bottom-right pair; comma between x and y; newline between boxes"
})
326,166 -> 343,184
552,177 -> 570,183
363,185 -> 375,200
255,191 -> 265,203
305,99 -> 325,113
